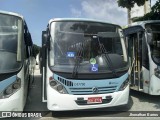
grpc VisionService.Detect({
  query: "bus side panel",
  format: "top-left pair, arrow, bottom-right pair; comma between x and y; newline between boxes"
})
16,67 -> 25,111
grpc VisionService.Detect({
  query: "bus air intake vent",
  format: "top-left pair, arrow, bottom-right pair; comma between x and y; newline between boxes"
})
57,77 -> 73,86
69,86 -> 117,95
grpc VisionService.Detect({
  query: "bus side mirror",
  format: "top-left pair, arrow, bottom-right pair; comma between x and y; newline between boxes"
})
42,31 -> 49,48
26,33 -> 33,46
41,31 -> 48,68
157,40 -> 160,48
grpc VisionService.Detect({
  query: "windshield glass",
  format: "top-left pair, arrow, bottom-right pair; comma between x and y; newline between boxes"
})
146,23 -> 160,65
50,21 -> 128,73
0,13 -> 22,73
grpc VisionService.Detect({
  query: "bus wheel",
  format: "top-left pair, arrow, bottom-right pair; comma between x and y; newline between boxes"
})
52,111 -> 61,117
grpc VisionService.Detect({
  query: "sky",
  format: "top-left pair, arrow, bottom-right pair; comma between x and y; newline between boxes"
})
0,0 -> 158,46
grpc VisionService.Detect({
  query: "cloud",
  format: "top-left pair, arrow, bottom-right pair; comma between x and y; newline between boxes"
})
71,6 -> 82,17
71,0 -> 127,26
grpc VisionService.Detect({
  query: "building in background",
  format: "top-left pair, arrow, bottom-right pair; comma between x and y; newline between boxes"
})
128,0 -> 151,24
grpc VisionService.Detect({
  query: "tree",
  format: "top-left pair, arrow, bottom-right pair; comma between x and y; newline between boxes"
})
117,0 -> 149,24
117,0 -> 148,9
133,0 -> 160,21
32,44 -> 41,58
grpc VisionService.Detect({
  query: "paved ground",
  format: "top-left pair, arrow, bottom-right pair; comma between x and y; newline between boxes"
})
5,66 -> 160,120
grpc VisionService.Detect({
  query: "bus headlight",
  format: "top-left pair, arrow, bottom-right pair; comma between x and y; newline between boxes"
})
119,78 -> 129,91
0,77 -> 21,99
154,68 -> 160,78
50,81 -> 57,86
5,86 -> 13,95
57,85 -> 63,91
49,77 -> 68,94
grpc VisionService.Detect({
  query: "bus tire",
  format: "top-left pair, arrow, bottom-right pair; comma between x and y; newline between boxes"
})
52,111 -> 61,117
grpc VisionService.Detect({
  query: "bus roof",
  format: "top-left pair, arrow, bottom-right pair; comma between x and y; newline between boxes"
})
128,20 -> 160,28
0,10 -> 24,19
48,18 -> 121,28
123,20 -> 160,36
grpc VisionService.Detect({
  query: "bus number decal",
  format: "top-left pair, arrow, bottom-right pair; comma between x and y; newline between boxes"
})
67,52 -> 75,57
74,83 -> 85,86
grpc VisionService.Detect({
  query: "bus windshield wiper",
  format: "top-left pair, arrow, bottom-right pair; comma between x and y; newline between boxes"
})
72,40 -> 86,78
95,35 -> 117,77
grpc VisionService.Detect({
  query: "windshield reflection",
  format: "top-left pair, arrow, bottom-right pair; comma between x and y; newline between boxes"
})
146,23 -> 160,65
50,21 -> 128,73
0,13 -> 22,73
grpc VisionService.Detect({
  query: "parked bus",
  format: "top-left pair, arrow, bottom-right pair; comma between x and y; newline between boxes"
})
0,11 -> 33,111
41,18 -> 129,111
123,20 -> 160,95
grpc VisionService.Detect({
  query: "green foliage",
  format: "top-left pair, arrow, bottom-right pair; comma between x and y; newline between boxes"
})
133,0 -> 160,22
117,0 -> 147,9
152,0 -> 160,13
32,44 -> 41,58
135,0 -> 146,6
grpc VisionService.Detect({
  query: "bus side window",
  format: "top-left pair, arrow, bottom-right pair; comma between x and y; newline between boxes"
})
24,24 -> 30,58
24,39 -> 29,59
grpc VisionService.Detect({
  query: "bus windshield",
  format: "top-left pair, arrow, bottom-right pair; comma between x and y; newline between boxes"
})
50,21 -> 128,74
0,13 -> 22,73
146,23 -> 160,65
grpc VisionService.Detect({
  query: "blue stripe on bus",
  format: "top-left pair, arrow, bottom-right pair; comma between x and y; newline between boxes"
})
0,75 -> 17,93
53,73 -> 128,94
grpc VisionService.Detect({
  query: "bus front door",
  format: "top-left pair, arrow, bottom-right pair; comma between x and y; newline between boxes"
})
128,32 -> 143,91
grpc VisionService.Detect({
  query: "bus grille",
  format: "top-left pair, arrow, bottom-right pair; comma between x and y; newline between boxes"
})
57,77 -> 73,86
69,86 -> 117,95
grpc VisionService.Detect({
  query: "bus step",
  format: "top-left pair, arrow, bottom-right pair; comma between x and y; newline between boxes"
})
130,86 -> 138,91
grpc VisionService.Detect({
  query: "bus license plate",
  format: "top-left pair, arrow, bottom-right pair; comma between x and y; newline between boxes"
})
87,97 -> 102,104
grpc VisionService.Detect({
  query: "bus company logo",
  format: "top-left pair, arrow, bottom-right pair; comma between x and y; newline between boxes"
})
2,112 -> 11,117
92,87 -> 99,93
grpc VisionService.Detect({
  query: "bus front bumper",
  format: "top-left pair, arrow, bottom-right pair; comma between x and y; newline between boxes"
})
47,85 -> 129,111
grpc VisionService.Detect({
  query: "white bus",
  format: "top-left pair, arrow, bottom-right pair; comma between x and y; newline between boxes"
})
123,20 -> 160,95
0,11 -> 33,111
41,18 -> 129,111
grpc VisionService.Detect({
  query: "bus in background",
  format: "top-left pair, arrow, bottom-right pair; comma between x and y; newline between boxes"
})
41,18 -> 129,111
123,20 -> 160,95
0,11 -> 33,111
